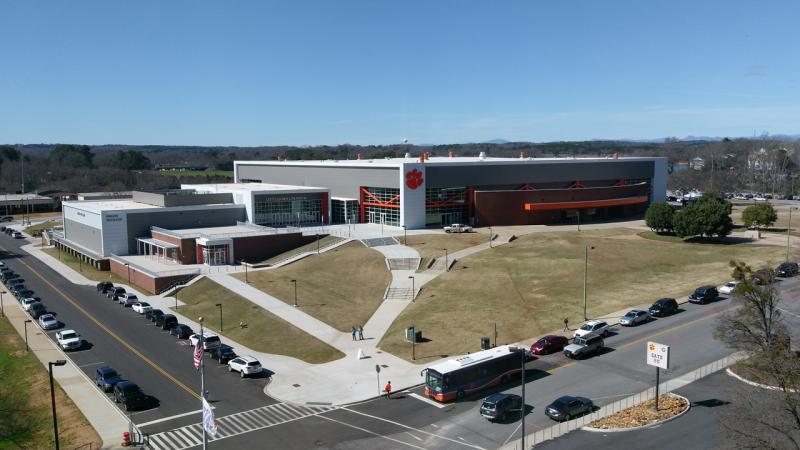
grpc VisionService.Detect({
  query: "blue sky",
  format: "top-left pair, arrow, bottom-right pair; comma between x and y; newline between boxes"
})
1,1 -> 798,146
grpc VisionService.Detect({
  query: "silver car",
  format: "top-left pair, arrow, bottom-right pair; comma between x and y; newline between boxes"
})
619,309 -> 651,326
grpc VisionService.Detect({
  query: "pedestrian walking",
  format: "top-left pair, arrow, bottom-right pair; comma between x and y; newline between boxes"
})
358,326 -> 364,340
563,318 -> 569,331
351,326 -> 357,341
384,381 -> 392,399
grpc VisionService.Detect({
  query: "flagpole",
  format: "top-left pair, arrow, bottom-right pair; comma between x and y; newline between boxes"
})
199,317 -> 207,449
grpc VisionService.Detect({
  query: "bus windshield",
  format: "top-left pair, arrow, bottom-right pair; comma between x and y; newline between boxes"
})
426,370 -> 444,390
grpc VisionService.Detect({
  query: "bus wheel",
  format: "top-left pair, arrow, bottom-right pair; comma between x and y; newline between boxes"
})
456,390 -> 465,400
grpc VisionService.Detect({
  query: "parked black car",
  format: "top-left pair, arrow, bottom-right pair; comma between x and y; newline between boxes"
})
95,367 -> 122,392
29,302 -> 47,319
170,324 -> 194,339
156,314 -> 178,330
96,281 -> 113,293
14,288 -> 34,300
753,268 -> 775,285
688,286 -> 718,304
480,393 -> 523,421
649,298 -> 678,317
113,381 -> 147,411
146,309 -> 164,322
106,287 -> 125,299
545,396 -> 594,422
210,345 -> 237,364
776,262 -> 799,278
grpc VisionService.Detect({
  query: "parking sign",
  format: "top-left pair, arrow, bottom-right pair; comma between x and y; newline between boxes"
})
646,341 -> 669,369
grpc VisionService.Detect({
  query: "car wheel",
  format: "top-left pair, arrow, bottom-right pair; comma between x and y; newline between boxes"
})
240,371 -> 246,378
501,412 -> 507,421
125,403 -> 131,411
228,365 -> 233,372
564,414 -> 571,421
602,330 -> 609,337
114,397 -> 119,403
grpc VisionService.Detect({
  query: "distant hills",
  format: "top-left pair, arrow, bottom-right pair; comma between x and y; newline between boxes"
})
484,134 -> 800,145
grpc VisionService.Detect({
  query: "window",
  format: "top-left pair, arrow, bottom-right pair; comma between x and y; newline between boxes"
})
254,194 -> 322,226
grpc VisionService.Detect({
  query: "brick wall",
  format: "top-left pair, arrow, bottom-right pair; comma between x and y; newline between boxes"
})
232,232 -> 318,263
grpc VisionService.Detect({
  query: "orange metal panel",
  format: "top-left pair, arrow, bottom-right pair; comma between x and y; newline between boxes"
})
524,196 -> 649,211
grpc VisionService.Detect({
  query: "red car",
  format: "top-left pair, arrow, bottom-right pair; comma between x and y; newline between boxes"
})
530,335 -> 569,355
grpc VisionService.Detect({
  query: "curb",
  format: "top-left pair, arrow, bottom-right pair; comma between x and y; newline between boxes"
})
581,393 -> 691,433
725,367 -> 798,392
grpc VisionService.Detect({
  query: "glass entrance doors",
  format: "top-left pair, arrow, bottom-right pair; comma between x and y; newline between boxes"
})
202,244 -> 228,266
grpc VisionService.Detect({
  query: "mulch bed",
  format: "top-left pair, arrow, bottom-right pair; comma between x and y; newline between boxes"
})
589,394 -> 688,429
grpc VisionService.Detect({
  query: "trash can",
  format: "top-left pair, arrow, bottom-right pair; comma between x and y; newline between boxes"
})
481,336 -> 491,350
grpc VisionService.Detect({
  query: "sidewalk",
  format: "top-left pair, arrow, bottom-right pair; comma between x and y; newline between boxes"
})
3,298 -> 129,449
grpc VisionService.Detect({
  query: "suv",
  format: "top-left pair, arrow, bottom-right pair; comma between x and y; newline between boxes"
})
190,332 -> 222,351
146,309 -> 164,322
776,262 -> 799,278
649,298 -> 678,317
56,330 -> 82,351
118,293 -> 138,307
688,286 -> 719,304
95,367 -> 122,392
479,393 -> 523,421
228,356 -> 262,378
753,269 -> 774,285
156,314 -> 178,331
29,302 -> 47,319
210,344 -> 237,364
113,381 -> 146,411
106,287 -> 125,300
170,324 -> 193,339
563,335 -> 604,359
96,281 -> 113,293
573,320 -> 609,338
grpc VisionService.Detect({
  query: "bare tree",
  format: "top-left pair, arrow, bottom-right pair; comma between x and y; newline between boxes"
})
715,262 -> 800,448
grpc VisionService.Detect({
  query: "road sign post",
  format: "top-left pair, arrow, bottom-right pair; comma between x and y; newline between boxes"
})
646,341 -> 670,411
375,364 -> 381,396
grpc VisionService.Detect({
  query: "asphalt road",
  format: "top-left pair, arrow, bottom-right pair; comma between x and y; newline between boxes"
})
0,234 -> 276,435
4,227 -> 799,450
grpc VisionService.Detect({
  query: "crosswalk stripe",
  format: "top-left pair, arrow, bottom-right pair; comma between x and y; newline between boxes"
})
146,402 -> 336,450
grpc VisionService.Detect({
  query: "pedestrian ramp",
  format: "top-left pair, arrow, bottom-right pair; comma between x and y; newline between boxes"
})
387,257 -> 420,271
146,402 -> 335,450
361,237 -> 399,247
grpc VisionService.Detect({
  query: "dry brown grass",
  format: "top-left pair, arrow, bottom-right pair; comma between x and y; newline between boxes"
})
405,232 -> 491,260
175,278 -> 344,363
379,227 -> 784,362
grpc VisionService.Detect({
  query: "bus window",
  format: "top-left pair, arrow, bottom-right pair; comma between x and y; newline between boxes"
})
427,371 -> 444,390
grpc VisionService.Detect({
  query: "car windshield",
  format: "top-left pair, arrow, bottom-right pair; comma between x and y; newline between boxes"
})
536,338 -> 548,345
104,369 -> 118,378
206,336 -> 220,343
246,361 -> 260,367
41,315 -> 54,321
62,332 -> 77,340
482,401 -> 497,409
580,324 -> 593,331
139,302 -> 149,307
624,312 -> 636,318
574,337 -> 586,345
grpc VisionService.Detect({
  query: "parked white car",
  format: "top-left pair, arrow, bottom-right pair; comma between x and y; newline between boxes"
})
38,313 -> 59,330
56,330 -> 81,351
131,302 -> 152,314
21,297 -> 41,312
443,223 -> 473,233
719,281 -> 740,295
619,309 -> 651,327
574,320 -> 610,338
228,356 -> 262,378
189,332 -> 222,350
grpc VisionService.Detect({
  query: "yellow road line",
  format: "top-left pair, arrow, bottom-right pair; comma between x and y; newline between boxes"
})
2,243 -> 200,400
546,304 -> 733,375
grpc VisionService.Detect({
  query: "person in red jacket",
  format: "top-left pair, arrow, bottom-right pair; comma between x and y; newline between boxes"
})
384,381 -> 392,399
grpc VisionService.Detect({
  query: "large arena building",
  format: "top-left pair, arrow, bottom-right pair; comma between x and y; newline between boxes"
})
234,155 -> 667,229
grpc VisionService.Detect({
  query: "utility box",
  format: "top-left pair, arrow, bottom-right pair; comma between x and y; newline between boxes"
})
406,327 -> 422,343
481,336 -> 491,350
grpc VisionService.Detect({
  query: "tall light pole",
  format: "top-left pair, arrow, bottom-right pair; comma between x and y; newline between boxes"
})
24,319 -> 32,351
0,290 -> 5,317
583,245 -> 595,321
316,233 -> 320,254
442,248 -> 449,272
215,303 -> 223,332
488,227 -> 493,248
512,347 -> 527,450
291,279 -> 298,307
788,207 -> 793,262
402,225 -> 407,245
577,210 -> 581,232
408,276 -> 415,302
49,359 -> 67,450
243,260 -> 248,283
198,317 -> 207,449
125,263 -> 131,283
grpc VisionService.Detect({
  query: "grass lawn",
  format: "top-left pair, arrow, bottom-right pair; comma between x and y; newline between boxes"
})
232,241 -> 390,332
379,227 -> 785,363
42,247 -> 132,288
0,316 -> 101,449
258,235 -> 345,265
23,220 -> 61,237
405,232 -> 492,270
174,278 -> 344,363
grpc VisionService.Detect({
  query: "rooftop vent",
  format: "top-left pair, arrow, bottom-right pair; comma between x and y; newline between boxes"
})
404,152 -> 411,158
479,151 -> 487,160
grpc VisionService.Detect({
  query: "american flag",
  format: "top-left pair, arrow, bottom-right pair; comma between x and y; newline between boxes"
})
193,338 -> 203,370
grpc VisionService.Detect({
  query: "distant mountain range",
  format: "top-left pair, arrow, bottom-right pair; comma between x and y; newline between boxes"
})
483,134 -> 800,145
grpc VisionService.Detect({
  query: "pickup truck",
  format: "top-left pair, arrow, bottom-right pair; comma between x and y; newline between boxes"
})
443,223 -> 472,233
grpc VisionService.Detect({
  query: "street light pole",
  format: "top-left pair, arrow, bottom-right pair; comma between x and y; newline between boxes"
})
488,227 -> 492,248
291,279 -> 297,307
48,359 -> 67,450
243,260 -> 248,283
787,208 -> 796,262
24,319 -> 32,351
402,225 -> 407,245
408,276 -> 415,302
216,303 -> 223,332
443,248 -> 448,272
316,233 -> 320,254
583,245 -> 594,321
0,290 -> 5,317
514,348 -> 526,450
125,263 -> 130,283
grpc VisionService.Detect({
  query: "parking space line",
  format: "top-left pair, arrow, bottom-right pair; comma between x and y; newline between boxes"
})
316,415 -> 426,450
77,361 -> 106,368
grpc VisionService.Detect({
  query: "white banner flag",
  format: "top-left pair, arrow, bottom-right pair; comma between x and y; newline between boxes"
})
202,397 -> 217,437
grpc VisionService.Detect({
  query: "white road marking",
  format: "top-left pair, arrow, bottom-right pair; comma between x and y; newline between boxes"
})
502,422 -> 522,446
405,431 -> 423,442
342,407 -> 486,449
77,361 -> 105,368
317,415 -> 426,449
431,423 -> 440,428
138,409 -> 203,428
408,392 -> 447,409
